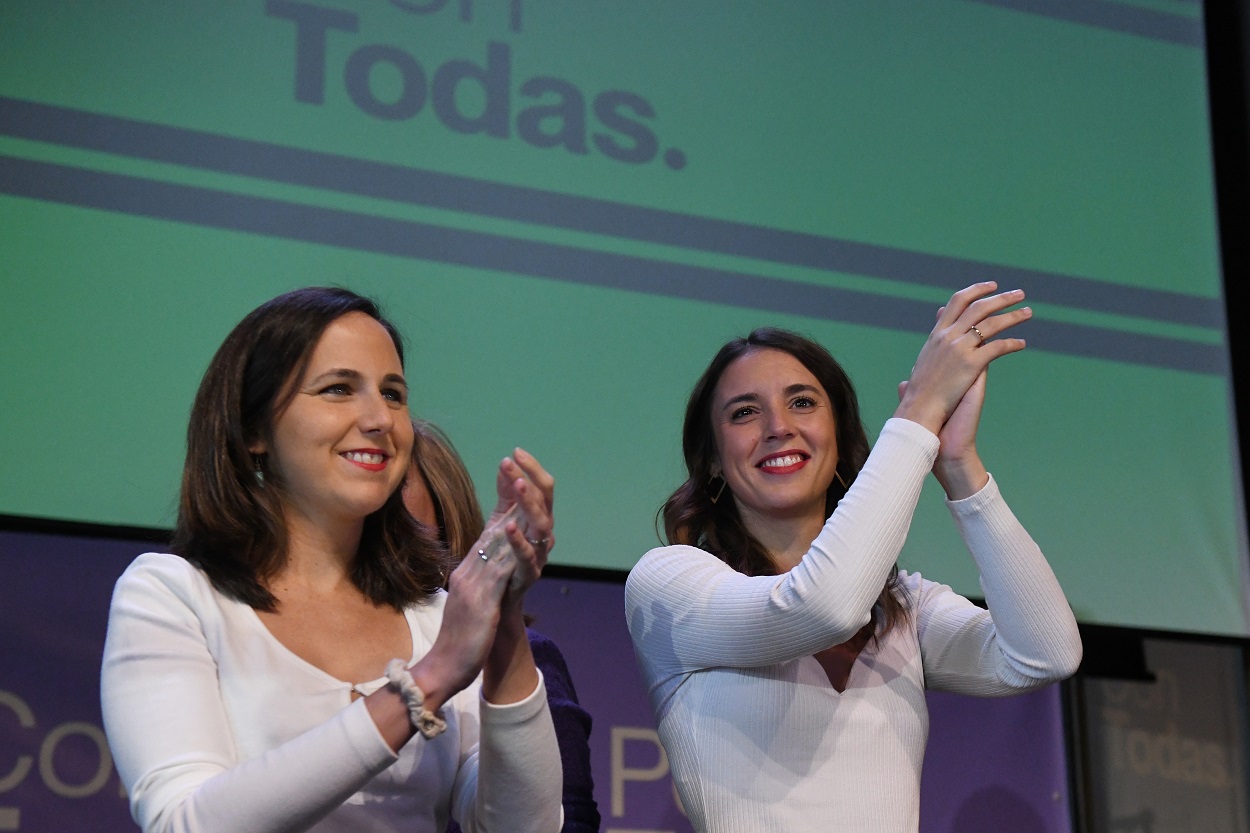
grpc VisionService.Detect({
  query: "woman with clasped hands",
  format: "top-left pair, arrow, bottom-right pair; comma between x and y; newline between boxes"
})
101,287 -> 562,833
625,283 -> 1082,832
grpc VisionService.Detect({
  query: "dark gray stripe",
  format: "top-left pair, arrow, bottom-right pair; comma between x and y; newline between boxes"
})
964,0 -> 1203,47
0,155 -> 1225,375
0,96 -> 1224,329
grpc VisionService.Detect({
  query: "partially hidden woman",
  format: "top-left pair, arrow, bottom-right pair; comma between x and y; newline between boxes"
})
101,287 -> 562,833
403,419 -> 602,833
624,283 -> 1082,832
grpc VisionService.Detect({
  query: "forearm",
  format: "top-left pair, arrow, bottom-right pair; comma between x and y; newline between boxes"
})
933,451 -> 989,501
627,418 -> 940,669
787,418 -> 939,638
948,477 -> 1082,686
466,679 -> 562,833
481,602 -> 540,705
129,703 -> 395,833
397,598 -> 537,751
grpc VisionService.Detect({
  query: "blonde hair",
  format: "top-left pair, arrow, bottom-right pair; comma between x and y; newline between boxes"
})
410,419 -> 486,562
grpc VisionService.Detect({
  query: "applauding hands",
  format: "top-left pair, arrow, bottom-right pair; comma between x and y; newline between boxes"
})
406,448 -> 556,721
895,282 -> 1031,499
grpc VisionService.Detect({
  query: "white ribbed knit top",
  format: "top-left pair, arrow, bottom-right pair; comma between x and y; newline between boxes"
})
624,419 -> 1082,832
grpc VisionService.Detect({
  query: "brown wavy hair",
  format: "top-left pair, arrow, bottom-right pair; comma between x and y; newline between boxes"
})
172,286 -> 448,611
660,327 -> 908,637
408,419 -> 486,563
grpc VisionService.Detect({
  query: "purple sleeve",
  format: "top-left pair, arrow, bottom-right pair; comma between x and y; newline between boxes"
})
448,630 -> 600,833
528,629 -> 601,833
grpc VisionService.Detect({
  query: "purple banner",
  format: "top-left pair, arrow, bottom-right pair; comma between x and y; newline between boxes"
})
0,529 -> 137,832
1,528 -> 1072,832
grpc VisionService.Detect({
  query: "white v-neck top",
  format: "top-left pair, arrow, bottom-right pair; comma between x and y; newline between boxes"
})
625,418 -> 1082,832
102,553 -> 562,833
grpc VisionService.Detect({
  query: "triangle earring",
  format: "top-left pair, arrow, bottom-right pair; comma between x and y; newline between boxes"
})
708,473 -> 728,505
834,467 -> 850,491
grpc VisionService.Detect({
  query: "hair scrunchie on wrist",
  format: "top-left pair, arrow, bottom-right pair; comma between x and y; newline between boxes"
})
385,659 -> 447,739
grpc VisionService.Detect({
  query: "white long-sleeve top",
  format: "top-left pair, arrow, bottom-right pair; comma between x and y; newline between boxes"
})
624,418 -> 1082,833
101,552 -> 562,833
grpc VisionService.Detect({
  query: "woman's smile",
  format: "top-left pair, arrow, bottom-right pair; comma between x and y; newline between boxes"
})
712,348 -> 839,525
257,311 -> 414,530
341,449 -> 390,471
756,451 -> 810,474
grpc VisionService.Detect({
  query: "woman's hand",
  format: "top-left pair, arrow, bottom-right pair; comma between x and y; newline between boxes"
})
418,447 -> 555,696
397,448 -> 557,720
461,449 -> 556,706
894,282 -> 1031,437
405,529 -> 516,711
899,368 -> 991,500
488,448 -> 555,601
369,520 -> 518,752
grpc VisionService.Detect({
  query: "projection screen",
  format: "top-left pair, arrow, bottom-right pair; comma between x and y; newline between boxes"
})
1,0 -> 1245,635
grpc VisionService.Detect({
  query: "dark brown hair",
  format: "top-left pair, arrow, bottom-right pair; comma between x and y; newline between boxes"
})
660,327 -> 908,637
408,419 -> 486,562
172,286 -> 448,611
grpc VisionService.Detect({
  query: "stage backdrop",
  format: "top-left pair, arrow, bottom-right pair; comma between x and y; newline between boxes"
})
1077,636 -> 1250,832
0,1 -> 1244,638
0,526 -> 1074,833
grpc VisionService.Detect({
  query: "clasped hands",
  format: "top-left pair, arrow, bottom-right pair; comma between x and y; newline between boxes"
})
433,448 -> 554,693
480,447 -> 556,599
895,282 -> 1031,499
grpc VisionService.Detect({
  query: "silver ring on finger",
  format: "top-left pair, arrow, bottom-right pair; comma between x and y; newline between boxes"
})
478,549 -> 489,561
526,536 -> 549,547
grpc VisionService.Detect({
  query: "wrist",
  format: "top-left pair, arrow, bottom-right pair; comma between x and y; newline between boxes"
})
498,595 -> 526,625
364,685 -> 417,753
933,455 -> 988,501
385,660 -> 448,739
482,626 -> 538,705
488,606 -> 527,660
407,649 -> 459,714
892,399 -> 946,437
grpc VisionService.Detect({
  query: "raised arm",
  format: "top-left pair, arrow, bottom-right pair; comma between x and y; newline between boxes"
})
626,417 -> 940,672
898,286 -> 1080,692
914,477 -> 1083,694
905,288 -> 1080,690
481,448 -> 555,704
436,449 -> 563,833
628,283 -> 1036,681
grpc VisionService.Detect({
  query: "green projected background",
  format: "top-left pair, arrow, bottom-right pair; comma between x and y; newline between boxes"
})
2,0 -> 1245,636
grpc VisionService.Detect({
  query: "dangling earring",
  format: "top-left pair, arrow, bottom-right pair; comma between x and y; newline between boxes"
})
252,454 -> 266,486
708,472 -> 728,505
833,467 -> 850,491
